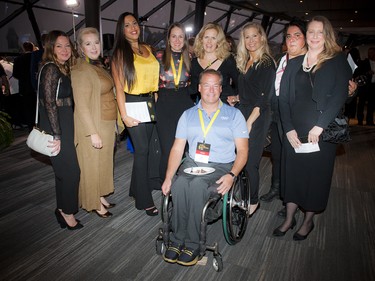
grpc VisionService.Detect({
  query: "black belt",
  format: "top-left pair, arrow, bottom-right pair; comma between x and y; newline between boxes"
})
125,91 -> 157,97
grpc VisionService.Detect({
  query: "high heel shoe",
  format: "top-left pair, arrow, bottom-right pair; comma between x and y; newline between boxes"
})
272,217 -> 296,237
248,203 -> 260,218
145,206 -> 158,216
102,202 -> 116,209
94,210 -> 113,218
54,209 -> 83,230
293,222 -> 315,241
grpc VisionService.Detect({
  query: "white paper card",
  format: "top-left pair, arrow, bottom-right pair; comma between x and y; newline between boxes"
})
125,102 -> 151,123
294,142 -> 320,153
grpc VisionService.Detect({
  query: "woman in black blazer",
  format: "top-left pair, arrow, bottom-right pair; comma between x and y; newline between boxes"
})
274,16 -> 352,240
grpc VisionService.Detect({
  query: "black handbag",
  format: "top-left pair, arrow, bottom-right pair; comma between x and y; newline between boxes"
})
321,109 -> 351,144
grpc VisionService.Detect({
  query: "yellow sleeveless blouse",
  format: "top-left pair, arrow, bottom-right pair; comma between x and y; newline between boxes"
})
124,46 -> 159,94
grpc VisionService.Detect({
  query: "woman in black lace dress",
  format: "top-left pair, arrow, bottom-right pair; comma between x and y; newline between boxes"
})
155,23 -> 193,180
38,30 -> 82,230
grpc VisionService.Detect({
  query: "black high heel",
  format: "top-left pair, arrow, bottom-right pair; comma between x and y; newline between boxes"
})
293,222 -> 315,241
94,210 -> 113,218
145,206 -> 158,216
102,202 -> 116,209
54,209 -> 83,230
272,217 -> 297,237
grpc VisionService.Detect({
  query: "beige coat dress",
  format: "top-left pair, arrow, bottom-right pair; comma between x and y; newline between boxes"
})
71,58 -> 117,211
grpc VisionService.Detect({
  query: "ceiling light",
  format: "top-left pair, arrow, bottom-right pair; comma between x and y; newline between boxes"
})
66,0 -> 80,8
185,26 -> 193,33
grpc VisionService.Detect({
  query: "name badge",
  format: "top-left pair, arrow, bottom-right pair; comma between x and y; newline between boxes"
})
194,142 -> 211,163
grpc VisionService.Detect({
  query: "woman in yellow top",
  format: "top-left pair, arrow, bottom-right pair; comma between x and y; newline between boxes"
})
111,12 -> 160,216
71,27 -> 117,218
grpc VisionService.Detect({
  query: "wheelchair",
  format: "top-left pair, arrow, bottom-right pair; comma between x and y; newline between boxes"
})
155,170 -> 250,272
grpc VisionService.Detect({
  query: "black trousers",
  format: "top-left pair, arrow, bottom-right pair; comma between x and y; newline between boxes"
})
357,83 -> 375,124
238,104 -> 271,204
48,107 -> 80,214
126,94 -> 159,210
155,87 -> 193,180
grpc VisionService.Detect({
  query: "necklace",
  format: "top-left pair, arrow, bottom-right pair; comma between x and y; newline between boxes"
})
133,46 -> 143,55
302,53 -> 316,72
205,58 -> 218,69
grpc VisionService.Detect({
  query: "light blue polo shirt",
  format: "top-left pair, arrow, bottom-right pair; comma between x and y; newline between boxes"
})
175,101 -> 249,163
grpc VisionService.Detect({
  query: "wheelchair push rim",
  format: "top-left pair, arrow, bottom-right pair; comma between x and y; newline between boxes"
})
222,171 -> 249,245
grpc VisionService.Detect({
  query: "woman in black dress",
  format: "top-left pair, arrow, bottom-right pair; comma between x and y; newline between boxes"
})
39,30 -> 82,230
155,23 -> 193,180
235,22 -> 276,215
275,16 -> 352,240
189,22 -> 238,104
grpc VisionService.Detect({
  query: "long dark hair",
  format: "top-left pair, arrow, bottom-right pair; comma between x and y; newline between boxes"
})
162,22 -> 190,72
111,12 -> 141,91
42,30 -> 77,75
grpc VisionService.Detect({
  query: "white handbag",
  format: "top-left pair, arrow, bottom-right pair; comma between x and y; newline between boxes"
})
26,63 -> 60,157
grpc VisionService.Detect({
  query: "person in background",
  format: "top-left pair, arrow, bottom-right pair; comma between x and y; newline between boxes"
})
357,47 -> 375,126
0,57 -> 21,128
155,23 -> 193,180
0,63 -> 10,112
71,27 -> 117,218
226,34 -> 237,56
30,34 -> 48,92
111,12 -> 160,216
13,41 -> 37,131
162,69 -> 248,266
233,22 -> 276,216
190,22 -> 238,104
274,16 -> 351,240
38,30 -> 82,230
188,37 -> 196,59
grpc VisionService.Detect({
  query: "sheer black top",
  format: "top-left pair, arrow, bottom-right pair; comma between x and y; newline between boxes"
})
39,63 -> 73,139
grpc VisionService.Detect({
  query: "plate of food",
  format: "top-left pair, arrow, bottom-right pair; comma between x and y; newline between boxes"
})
184,167 -> 215,176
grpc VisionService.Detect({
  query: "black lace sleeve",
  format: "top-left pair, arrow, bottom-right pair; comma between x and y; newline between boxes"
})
39,63 -> 61,139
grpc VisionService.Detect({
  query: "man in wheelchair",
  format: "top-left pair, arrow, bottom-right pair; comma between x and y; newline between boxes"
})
161,69 -> 249,266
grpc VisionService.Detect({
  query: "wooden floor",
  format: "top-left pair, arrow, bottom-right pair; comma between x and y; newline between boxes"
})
1,123 -> 375,281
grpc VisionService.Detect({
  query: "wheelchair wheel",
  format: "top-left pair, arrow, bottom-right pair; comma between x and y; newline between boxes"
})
222,170 -> 250,245
155,237 -> 166,255
212,254 -> 223,272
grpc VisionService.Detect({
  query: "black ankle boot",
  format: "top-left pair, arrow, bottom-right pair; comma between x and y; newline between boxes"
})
260,185 -> 279,202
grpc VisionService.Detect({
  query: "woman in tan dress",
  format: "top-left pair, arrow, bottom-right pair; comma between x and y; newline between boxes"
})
71,27 -> 117,218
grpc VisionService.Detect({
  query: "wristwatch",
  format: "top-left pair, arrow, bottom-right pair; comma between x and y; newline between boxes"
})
228,172 -> 236,178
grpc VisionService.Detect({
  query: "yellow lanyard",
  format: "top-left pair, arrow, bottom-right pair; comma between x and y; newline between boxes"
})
198,104 -> 221,142
170,54 -> 183,90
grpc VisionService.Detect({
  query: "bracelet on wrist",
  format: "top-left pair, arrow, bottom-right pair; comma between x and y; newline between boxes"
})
228,172 -> 236,178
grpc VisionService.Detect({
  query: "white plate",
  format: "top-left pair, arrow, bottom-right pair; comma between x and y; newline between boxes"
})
184,166 -> 215,176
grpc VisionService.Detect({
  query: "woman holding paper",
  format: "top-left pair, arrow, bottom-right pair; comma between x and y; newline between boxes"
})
275,16 -> 352,240
111,12 -> 160,216
155,23 -> 193,180
71,27 -> 117,218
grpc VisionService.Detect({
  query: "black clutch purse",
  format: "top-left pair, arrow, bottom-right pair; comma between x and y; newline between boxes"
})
322,110 -> 351,144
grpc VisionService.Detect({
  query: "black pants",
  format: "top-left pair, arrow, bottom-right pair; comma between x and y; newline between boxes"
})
239,104 -> 271,204
48,107 -> 80,214
126,93 -> 159,210
270,121 -> 282,189
155,87 -> 193,180
357,83 -> 375,124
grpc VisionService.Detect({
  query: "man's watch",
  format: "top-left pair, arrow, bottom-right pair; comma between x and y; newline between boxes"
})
228,172 -> 236,178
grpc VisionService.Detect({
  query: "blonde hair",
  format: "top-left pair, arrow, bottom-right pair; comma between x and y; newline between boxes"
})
236,22 -> 273,74
308,16 -> 342,72
193,22 -> 230,60
76,27 -> 100,57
